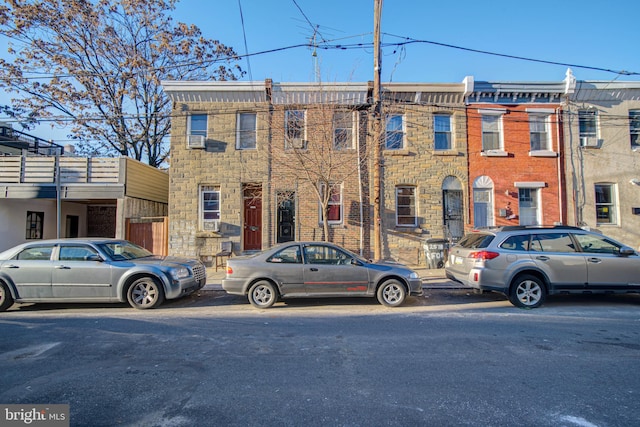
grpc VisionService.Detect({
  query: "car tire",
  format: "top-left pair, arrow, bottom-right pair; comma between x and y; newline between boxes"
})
509,274 -> 546,309
248,280 -> 277,308
0,281 -> 14,312
376,279 -> 406,307
127,277 -> 165,309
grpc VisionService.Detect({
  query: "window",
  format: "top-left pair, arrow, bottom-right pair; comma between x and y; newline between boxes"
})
319,183 -> 343,224
529,114 -> 550,151
16,245 -> 53,260
188,114 -> 207,137
579,110 -> 597,147
396,186 -> 416,226
285,110 -> 306,149
200,185 -> 221,230
434,114 -> 452,150
519,188 -> 540,226
500,235 -> 530,251
26,211 -> 44,239
481,114 -> 502,151
333,111 -> 355,150
595,184 -> 617,225
574,234 -> 622,255
630,110 -> 640,149
385,114 -> 405,150
59,245 -> 98,261
303,244 -> 350,265
237,112 -> 257,149
267,245 -> 302,264
530,233 -> 576,253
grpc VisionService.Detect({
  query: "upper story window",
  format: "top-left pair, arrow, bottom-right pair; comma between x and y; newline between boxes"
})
237,112 -> 257,150
188,114 -> 207,137
481,113 -> 503,151
595,183 -> 617,225
529,114 -> 551,151
200,185 -> 221,231
629,110 -> 640,149
385,114 -> 405,150
285,110 -> 306,149
578,109 -> 598,145
434,114 -> 452,150
333,111 -> 356,150
396,186 -> 416,227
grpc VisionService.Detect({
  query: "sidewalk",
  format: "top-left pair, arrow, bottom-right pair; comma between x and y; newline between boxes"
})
202,265 -> 463,291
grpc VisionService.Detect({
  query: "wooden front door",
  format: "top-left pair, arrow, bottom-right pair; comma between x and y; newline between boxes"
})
244,196 -> 262,251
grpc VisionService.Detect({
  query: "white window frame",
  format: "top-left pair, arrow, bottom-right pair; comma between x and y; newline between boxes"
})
479,109 -> 505,153
285,109 -> 306,149
385,114 -> 406,150
434,114 -> 452,150
319,182 -> 343,224
333,111 -> 356,150
473,176 -> 495,228
188,113 -> 208,137
395,186 -> 417,227
579,109 -> 598,140
236,112 -> 257,150
200,185 -> 221,231
595,183 -> 618,225
528,113 -> 551,151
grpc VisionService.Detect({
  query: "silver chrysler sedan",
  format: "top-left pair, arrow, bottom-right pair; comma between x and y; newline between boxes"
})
446,226 -> 640,308
0,238 -> 206,311
222,241 -> 423,308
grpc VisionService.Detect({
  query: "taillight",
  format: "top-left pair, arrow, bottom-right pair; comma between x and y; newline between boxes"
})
469,251 -> 499,260
226,266 -> 233,275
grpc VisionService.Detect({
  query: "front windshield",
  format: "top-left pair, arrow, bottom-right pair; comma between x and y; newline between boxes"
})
98,241 -> 153,261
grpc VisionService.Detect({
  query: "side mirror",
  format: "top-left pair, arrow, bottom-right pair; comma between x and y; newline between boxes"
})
350,258 -> 362,266
86,254 -> 103,262
619,246 -> 636,256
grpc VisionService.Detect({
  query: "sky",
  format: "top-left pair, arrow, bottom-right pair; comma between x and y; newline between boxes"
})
2,0 -> 640,143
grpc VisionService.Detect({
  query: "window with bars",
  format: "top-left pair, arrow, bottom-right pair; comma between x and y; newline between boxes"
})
26,211 -> 44,240
396,186 -> 416,226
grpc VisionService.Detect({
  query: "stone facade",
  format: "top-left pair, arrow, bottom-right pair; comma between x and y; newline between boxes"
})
564,80 -> 640,247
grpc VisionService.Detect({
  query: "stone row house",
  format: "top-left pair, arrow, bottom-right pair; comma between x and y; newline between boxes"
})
162,72 -> 640,265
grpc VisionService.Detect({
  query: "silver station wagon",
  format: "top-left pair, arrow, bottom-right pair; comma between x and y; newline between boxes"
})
0,238 -> 206,311
446,226 -> 640,308
222,241 -> 422,308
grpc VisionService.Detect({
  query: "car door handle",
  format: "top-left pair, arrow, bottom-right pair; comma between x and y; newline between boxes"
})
309,268 -> 319,272
4,264 -> 19,268
587,257 -> 602,263
55,265 -> 71,269
535,256 -> 550,261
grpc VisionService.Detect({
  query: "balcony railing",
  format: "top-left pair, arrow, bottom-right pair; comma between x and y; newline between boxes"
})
0,156 -> 120,184
0,125 -> 64,156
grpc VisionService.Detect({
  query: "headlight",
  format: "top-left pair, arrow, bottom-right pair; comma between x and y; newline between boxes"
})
408,272 -> 419,279
171,267 -> 191,280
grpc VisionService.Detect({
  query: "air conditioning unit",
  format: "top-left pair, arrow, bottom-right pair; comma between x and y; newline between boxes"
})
290,138 -> 307,149
580,136 -> 599,148
204,220 -> 220,232
187,135 -> 206,149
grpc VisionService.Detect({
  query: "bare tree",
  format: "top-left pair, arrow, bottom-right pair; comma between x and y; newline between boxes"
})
0,0 -> 242,167
269,92 -> 368,243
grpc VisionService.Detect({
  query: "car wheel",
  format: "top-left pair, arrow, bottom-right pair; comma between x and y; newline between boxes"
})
376,279 -> 406,307
127,277 -> 165,309
248,280 -> 277,308
0,281 -> 14,312
509,274 -> 546,309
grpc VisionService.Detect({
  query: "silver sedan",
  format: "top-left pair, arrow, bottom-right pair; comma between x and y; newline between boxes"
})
222,241 -> 422,308
0,238 -> 206,311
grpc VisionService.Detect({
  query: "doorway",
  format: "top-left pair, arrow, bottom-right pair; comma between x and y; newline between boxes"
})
277,191 -> 296,243
243,184 -> 262,251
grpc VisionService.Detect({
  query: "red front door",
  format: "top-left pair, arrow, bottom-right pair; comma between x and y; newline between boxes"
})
244,197 -> 262,251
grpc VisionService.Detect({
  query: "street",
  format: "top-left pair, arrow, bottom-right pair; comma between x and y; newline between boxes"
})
1,290 -> 639,426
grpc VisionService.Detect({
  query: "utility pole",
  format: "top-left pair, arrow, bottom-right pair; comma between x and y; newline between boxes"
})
372,0 -> 383,260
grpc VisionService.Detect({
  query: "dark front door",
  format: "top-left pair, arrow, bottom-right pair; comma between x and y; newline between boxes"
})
244,194 -> 262,251
277,192 -> 295,243
443,190 -> 464,241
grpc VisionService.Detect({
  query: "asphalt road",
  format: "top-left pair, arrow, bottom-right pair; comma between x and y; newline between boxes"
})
1,290 -> 639,427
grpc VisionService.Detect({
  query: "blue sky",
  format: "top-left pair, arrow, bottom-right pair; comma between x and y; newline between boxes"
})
2,0 -> 639,142
173,0 -> 640,83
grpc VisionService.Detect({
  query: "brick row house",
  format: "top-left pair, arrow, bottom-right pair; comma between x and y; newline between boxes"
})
162,72 -> 640,265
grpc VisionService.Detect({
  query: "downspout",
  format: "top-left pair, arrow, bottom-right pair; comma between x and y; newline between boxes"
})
357,110 -> 364,256
555,106 -> 563,224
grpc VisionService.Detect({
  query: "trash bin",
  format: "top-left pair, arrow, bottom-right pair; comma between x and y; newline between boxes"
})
424,238 -> 448,269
